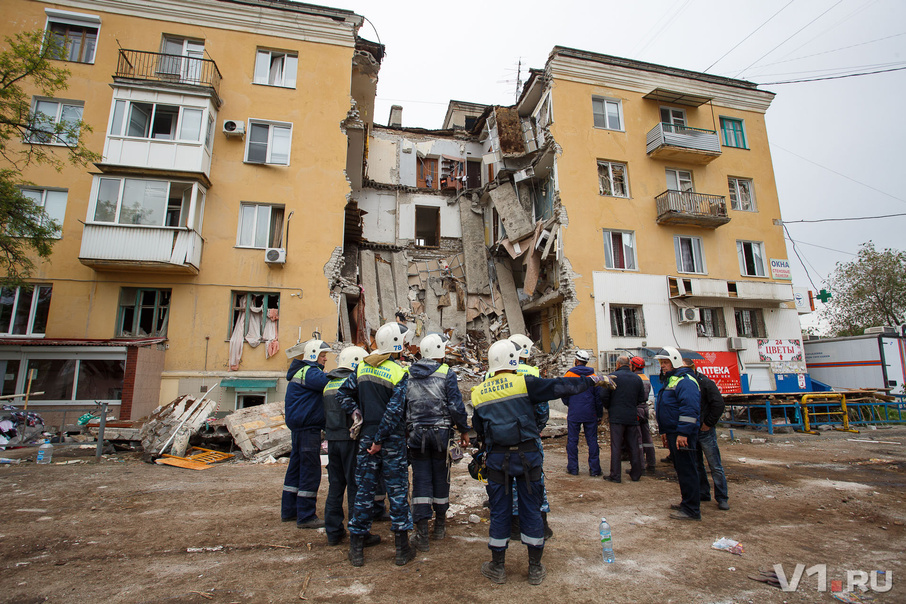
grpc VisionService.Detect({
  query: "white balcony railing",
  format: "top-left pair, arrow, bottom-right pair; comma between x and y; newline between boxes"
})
79,224 -> 203,273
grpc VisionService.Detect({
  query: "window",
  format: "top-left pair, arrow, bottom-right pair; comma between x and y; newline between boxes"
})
45,9 -> 100,64
735,308 -> 766,338
255,49 -> 297,88
92,177 -> 198,227
415,206 -> 440,247
728,177 -> 756,211
720,117 -> 747,148
610,305 -> 645,337
592,97 -> 623,131
20,188 -> 67,237
159,37 -> 204,83
666,168 -> 693,192
230,292 -> 279,341
25,357 -> 123,402
674,236 -> 706,274
237,203 -> 285,248
245,121 -> 291,165
117,288 -> 171,337
109,100 -> 205,142
737,240 -> 766,277
697,307 -> 726,338
603,230 -> 636,270
28,99 -> 83,145
0,286 -> 52,335
660,107 -> 686,130
598,161 -> 629,197
417,158 -> 438,189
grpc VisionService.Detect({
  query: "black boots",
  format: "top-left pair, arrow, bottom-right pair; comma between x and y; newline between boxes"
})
542,512 -> 553,540
432,517 -> 446,540
411,519 -> 430,552
481,549 -> 507,584
527,546 -> 546,585
394,530 -> 416,566
348,534 -> 364,567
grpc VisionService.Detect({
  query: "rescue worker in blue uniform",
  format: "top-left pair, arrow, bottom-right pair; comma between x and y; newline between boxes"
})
655,346 -> 702,520
281,339 -> 330,528
563,350 -> 605,476
407,333 -> 471,552
322,345 -> 381,548
337,321 -> 415,567
472,339 -> 613,585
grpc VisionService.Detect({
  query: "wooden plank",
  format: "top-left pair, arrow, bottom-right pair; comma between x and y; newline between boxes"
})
155,456 -> 214,471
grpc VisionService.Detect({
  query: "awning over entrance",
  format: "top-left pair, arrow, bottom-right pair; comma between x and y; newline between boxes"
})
219,378 -> 277,392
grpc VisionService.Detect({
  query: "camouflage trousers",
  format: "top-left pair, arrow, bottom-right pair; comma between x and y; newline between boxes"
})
348,434 -> 413,534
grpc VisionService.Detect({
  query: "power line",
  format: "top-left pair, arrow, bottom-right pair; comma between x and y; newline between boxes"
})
758,64 -> 906,84
783,212 -> 906,224
748,31 -> 906,71
783,223 -> 821,290
703,0 -> 795,72
783,235 -> 856,256
767,0 -> 880,66
635,0 -> 694,59
772,143 -> 906,205
735,0 -> 847,78
752,59 -> 906,79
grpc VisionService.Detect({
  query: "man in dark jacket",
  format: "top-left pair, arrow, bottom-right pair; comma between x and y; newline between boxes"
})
282,339 -> 331,528
563,350 -> 605,476
655,346 -> 702,520
683,358 -> 729,510
600,356 -> 647,483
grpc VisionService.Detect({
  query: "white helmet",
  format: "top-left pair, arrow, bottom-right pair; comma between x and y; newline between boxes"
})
655,346 -> 683,369
302,339 -> 331,363
419,333 -> 448,360
487,339 -> 521,375
375,321 -> 410,355
337,346 -> 368,370
575,350 -> 590,363
509,334 -> 534,360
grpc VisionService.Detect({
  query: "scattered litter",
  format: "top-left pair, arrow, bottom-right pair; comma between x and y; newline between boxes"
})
728,567 -> 736,571
469,514 -> 480,524
854,458 -> 894,465
299,571 -> 312,600
750,438 -> 766,444
737,458 -> 747,463
54,460 -> 88,465
832,591 -> 876,603
186,545 -> 224,553
711,537 -> 744,555
0,458 -> 21,464
189,592 -> 213,600
847,439 -> 900,445
748,569 -> 780,589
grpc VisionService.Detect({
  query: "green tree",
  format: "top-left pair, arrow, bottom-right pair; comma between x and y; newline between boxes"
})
0,30 -> 100,288
822,241 -> 906,336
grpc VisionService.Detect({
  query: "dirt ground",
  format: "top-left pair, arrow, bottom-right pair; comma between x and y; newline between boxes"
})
1,425 -> 904,604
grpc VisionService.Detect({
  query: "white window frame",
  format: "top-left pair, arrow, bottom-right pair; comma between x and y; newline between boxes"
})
728,177 -> 756,212
697,307 -> 726,338
659,106 -> 686,129
597,160 -> 629,198
20,188 -> 68,238
45,8 -> 100,64
89,176 -> 203,228
245,120 -> 292,165
0,285 -> 52,336
737,240 -> 766,277
666,168 -> 694,192
602,229 -> 637,270
610,304 -> 646,338
28,98 -> 83,146
592,96 -> 624,131
159,36 -> 205,82
236,203 -> 285,249
674,235 -> 707,274
236,391 -> 269,409
254,49 -> 298,88
108,100 -> 206,143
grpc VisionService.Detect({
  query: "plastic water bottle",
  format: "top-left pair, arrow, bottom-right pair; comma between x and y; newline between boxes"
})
599,517 -> 614,563
36,440 -> 53,465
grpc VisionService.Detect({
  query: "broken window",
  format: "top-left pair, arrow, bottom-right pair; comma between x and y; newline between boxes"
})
228,292 -> 280,370
602,230 -> 636,270
610,305 -> 645,337
237,203 -> 285,248
415,206 -> 440,247
660,107 -> 687,131
417,158 -> 438,189
440,158 -> 464,190
598,161 -> 629,197
697,307 -> 727,337
674,235 -> 706,274
237,393 -> 266,408
246,120 -> 292,165
533,177 -> 554,222
0,285 -> 52,335
728,177 -> 756,212
117,288 -> 171,337
466,159 -> 482,189
254,49 -> 298,88
736,240 -> 765,277
734,308 -> 766,338
592,96 -> 623,131
666,168 -> 694,192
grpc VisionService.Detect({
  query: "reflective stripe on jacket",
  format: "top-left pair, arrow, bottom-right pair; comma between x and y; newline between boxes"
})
336,358 -> 408,442
655,367 -> 701,437
284,360 -> 329,430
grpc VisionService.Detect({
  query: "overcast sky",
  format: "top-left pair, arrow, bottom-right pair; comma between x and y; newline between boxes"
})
334,0 -> 906,332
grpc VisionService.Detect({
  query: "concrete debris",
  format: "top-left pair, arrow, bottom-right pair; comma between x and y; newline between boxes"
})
139,395 -> 218,459
223,402 -> 291,459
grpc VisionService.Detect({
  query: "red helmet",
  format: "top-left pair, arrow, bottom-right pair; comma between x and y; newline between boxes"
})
630,356 -> 645,371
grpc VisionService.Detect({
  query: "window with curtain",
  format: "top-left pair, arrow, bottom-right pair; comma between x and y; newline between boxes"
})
674,235 -> 706,274
737,240 -> 766,277
603,230 -> 636,270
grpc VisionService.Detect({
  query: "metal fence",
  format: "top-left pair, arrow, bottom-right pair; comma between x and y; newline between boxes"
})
116,49 -> 222,98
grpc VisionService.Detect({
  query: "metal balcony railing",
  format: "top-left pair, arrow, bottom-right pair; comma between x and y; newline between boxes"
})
116,49 -> 222,100
655,190 -> 730,228
646,122 -> 721,163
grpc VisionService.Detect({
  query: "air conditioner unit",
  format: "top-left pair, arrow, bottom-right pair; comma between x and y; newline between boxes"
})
265,247 -> 286,264
864,326 -> 895,335
223,120 -> 245,136
677,307 -> 700,324
727,337 -> 746,350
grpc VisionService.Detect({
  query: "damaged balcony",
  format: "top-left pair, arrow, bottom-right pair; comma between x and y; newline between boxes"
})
646,123 -> 721,164
115,49 -> 222,107
655,190 -> 730,228
79,225 -> 203,274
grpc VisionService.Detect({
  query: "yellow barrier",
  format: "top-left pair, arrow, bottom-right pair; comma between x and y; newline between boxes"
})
798,393 -> 860,434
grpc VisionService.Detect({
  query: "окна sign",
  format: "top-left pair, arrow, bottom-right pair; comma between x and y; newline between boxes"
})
770,258 -> 792,280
